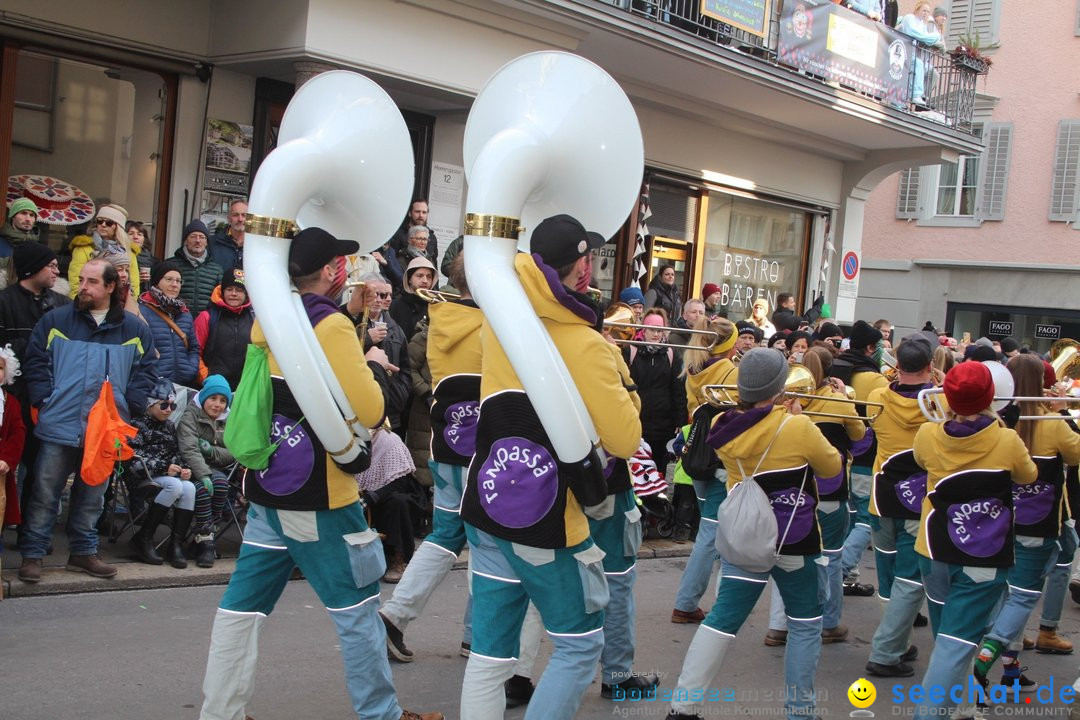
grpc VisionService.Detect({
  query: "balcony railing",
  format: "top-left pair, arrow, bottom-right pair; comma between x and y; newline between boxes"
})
597,0 -> 982,133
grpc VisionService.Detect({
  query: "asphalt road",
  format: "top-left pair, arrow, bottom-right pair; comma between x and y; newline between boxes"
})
2,556 -> 1079,720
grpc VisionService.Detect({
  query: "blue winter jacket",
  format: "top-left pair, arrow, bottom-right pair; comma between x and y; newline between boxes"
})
25,303 -> 158,448
138,292 -> 200,387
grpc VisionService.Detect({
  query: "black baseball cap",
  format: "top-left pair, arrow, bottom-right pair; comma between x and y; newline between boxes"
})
530,214 -> 605,269
288,227 -> 359,277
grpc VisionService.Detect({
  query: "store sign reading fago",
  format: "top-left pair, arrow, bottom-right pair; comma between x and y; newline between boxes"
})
1036,324 -> 1062,340
720,251 -> 784,311
988,321 -> 1013,337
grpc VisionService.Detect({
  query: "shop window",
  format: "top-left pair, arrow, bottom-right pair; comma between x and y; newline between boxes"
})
6,50 -> 168,254
700,192 -> 809,320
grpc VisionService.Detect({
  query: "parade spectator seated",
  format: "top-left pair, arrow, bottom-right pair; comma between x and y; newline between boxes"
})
139,260 -> 200,387
390,257 -> 435,340
125,220 -> 157,286
171,220 -> 223,315
194,268 -> 253,389
177,374 -> 234,568
896,1 -> 942,107
69,204 -> 141,300
129,380 -> 196,568
357,428 -> 428,583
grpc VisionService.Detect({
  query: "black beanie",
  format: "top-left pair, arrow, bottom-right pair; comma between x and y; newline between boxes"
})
849,320 -> 883,350
150,259 -> 184,289
12,242 -> 57,280
220,267 -> 246,293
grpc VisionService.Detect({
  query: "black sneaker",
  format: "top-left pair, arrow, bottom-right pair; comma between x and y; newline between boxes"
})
505,674 -> 534,708
843,580 -> 875,596
379,611 -> 413,663
1001,663 -> 1036,694
601,673 -> 660,699
901,645 -> 919,663
865,660 -> 914,677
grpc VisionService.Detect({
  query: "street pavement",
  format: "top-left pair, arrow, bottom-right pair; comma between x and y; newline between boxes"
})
3,555 -> 1080,720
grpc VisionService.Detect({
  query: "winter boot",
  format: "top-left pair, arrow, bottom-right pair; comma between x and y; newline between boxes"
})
194,532 -> 217,568
168,508 -> 194,569
130,502 -> 169,565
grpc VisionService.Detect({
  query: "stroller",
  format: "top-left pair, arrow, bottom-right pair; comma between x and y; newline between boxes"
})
630,439 -> 675,540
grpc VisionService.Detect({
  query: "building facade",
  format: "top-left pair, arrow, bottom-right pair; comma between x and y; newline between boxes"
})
858,0 -> 1080,352
1,0 -> 983,322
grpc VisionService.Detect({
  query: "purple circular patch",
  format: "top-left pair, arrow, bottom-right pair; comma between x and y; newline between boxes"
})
476,437 -> 558,528
816,470 -> 845,496
443,401 -> 479,457
946,498 -> 1011,558
850,428 -> 875,457
255,414 -> 315,496
769,488 -> 817,544
1013,480 -> 1055,526
895,472 -> 928,514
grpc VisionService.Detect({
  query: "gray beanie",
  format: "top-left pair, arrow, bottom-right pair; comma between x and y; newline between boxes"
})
737,348 -> 789,404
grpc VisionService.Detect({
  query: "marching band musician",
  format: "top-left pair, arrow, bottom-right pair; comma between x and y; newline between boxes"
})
972,354 -> 1080,690
863,333 -> 940,678
532,228 -> 659,702
831,320 -> 889,598
459,214 -> 641,719
765,346 -> 866,645
379,253 -> 481,663
199,228 -> 442,720
911,362 -> 1037,718
671,317 -> 739,625
667,348 -> 841,720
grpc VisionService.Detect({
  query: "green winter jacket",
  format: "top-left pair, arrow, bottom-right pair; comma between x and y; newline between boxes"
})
171,248 -> 223,315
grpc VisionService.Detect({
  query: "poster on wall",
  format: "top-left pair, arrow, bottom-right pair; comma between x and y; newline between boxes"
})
200,119 -> 253,233
700,0 -> 770,38
426,161 -> 465,279
776,0 -> 913,105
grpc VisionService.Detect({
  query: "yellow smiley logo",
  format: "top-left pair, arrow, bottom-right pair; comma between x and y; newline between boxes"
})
848,678 -> 876,708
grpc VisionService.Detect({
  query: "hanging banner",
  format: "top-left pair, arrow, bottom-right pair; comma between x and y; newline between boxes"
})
777,0 -> 913,105
700,0 -> 771,38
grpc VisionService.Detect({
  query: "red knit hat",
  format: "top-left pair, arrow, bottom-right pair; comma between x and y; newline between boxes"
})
1042,361 -> 1057,390
943,362 -> 995,416
702,282 -> 721,300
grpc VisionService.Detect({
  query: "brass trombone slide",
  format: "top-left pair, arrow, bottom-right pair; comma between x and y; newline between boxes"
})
917,387 -> 1080,422
604,302 -> 719,351
416,288 -> 461,303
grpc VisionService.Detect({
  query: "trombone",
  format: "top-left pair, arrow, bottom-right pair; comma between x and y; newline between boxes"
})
416,288 -> 461,303
784,364 -> 882,422
603,302 -> 719,351
917,388 -> 1080,423
701,365 -> 882,420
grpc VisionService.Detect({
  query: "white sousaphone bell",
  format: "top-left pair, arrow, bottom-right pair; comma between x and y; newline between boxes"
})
462,51 -> 644,493
244,70 -> 414,467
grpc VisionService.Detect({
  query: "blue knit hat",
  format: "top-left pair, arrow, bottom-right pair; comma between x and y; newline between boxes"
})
200,374 -> 232,407
619,286 -> 646,307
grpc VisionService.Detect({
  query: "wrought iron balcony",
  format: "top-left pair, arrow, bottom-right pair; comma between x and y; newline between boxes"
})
597,0 -> 983,134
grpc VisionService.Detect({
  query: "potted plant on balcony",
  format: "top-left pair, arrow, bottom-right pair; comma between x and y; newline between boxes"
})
951,33 -> 992,74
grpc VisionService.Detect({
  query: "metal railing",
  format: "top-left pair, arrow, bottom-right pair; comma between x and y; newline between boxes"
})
598,0 -> 981,133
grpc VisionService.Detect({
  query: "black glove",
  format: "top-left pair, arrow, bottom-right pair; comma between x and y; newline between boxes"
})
812,294 -> 825,310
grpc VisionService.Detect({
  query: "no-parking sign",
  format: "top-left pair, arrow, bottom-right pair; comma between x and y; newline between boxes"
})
842,251 -> 859,280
